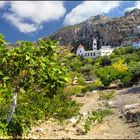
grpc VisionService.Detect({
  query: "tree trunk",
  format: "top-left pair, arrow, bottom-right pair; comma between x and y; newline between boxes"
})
7,92 -> 17,123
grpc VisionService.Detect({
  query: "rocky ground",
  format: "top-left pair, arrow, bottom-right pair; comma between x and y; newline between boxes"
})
26,86 -> 140,139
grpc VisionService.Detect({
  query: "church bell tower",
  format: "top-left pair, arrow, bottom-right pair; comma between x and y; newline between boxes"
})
92,36 -> 97,51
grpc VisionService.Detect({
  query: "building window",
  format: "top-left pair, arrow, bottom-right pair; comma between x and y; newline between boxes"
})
85,53 -> 87,56
91,52 -> 92,56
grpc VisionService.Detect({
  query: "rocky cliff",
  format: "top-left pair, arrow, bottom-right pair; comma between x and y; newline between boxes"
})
44,8 -> 140,51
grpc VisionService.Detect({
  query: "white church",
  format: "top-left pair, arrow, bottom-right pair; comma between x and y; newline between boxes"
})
76,37 -> 114,58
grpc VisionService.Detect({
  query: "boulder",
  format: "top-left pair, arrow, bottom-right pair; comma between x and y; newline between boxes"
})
108,100 -> 118,108
120,103 -> 140,123
69,116 -> 79,123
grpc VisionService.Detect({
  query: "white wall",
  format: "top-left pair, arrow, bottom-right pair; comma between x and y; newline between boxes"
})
76,48 -> 85,56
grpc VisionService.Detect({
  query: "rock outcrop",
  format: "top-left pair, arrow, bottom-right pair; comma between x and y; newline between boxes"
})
120,103 -> 140,123
44,8 -> 140,51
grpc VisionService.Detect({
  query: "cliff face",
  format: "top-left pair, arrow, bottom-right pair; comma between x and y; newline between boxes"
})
44,8 -> 140,50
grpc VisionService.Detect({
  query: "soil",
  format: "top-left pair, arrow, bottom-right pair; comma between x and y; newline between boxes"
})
26,86 -> 140,139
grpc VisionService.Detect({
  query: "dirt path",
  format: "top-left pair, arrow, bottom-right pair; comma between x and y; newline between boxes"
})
26,86 -> 140,139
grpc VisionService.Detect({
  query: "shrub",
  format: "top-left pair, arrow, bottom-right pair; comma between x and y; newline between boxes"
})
96,62 -> 132,87
63,85 -> 84,96
82,79 -> 102,93
0,90 -> 80,136
77,74 -> 86,85
100,56 -> 112,66
46,94 -> 80,121
99,91 -> 115,100
0,34 -> 80,137
96,66 -> 118,87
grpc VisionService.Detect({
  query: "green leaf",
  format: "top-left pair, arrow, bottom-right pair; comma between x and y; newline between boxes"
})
3,76 -> 10,81
0,71 -> 3,76
26,55 -> 30,60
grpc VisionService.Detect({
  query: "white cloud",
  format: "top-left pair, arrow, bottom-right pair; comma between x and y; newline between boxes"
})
1,1 -> 66,33
64,1 -> 120,26
125,1 -> 140,12
9,1 -> 66,24
3,13 -> 41,33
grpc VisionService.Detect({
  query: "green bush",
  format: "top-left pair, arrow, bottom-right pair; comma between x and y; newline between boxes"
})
82,79 -> 102,93
0,90 -> 80,136
100,56 -> 112,66
0,34 -> 80,137
77,74 -> 86,85
63,85 -> 84,96
46,94 -> 80,121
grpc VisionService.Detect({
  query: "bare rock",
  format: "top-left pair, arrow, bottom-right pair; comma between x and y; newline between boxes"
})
120,103 -> 140,123
35,128 -> 44,133
108,100 -> 118,108
122,103 -> 140,112
69,116 -> 79,123
45,9 -> 140,50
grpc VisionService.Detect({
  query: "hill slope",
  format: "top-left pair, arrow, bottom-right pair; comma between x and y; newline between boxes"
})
44,8 -> 140,50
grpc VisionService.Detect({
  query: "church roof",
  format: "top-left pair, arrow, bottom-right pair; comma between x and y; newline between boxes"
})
78,44 -> 84,49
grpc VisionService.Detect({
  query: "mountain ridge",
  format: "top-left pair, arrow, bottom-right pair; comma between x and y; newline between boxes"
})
44,8 -> 140,51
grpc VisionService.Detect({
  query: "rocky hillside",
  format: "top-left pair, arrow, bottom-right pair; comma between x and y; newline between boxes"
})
44,8 -> 140,51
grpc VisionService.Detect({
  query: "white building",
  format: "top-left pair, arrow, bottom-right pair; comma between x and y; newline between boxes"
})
76,37 -> 114,58
132,41 -> 140,49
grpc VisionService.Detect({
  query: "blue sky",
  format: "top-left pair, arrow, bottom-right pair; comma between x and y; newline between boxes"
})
0,1 -> 139,43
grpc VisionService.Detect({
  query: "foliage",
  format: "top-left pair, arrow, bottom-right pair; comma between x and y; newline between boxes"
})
128,61 -> 140,83
96,66 -> 118,87
79,64 -> 93,73
112,60 -> 128,73
0,34 -> 80,137
99,91 -> 115,100
100,56 -> 112,66
82,57 -> 94,65
0,91 -> 80,136
63,85 -> 84,96
82,79 -> 102,93
96,60 -> 132,87
68,56 -> 83,71
77,74 -> 86,85
0,38 -> 68,97
84,108 -> 112,133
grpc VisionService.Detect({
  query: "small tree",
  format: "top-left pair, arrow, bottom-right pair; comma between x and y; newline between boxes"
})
0,35 -> 68,123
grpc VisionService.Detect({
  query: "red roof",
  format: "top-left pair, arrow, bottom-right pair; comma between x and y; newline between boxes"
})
78,44 -> 84,48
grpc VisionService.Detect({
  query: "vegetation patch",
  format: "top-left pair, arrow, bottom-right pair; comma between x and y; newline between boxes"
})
99,91 -> 116,100
0,34 -> 80,137
84,108 -> 113,133
82,79 -> 102,93
63,85 -> 84,96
